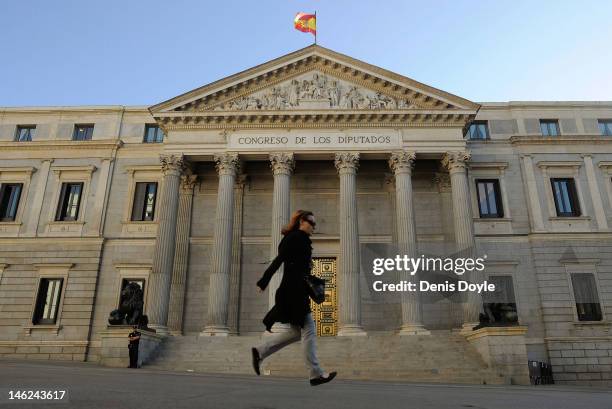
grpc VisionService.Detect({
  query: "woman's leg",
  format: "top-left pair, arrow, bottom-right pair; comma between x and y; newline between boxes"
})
255,325 -> 301,360
301,313 -> 325,379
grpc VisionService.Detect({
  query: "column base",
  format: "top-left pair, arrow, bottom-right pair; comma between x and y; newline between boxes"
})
337,325 -> 367,337
200,326 -> 230,337
459,322 -> 480,335
398,324 -> 431,336
148,324 -> 169,335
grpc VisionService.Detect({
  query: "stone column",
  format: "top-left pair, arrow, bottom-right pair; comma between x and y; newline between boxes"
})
201,153 -> 240,336
147,154 -> 185,334
442,151 -> 482,330
267,153 -> 295,318
335,152 -> 366,336
389,150 -> 430,335
167,171 -> 197,335
227,174 -> 248,335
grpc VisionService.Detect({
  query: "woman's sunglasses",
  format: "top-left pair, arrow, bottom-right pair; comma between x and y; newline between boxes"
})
304,218 -> 316,228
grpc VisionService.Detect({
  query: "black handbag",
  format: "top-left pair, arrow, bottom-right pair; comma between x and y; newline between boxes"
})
304,274 -> 326,304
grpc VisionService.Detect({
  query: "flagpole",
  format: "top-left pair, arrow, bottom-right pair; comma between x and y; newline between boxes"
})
314,11 -> 317,45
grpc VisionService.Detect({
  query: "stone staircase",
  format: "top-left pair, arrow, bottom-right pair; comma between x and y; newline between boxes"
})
145,330 -> 506,385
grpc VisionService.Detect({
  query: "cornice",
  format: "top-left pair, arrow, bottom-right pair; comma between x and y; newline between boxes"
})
0,106 -> 149,114
468,162 -> 509,170
479,101 -> 612,110
536,161 -> 582,169
510,135 -> 612,145
0,140 -> 123,151
156,111 -> 473,131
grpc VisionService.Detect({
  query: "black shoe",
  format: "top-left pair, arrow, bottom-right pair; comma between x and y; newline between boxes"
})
251,347 -> 261,376
310,371 -> 337,386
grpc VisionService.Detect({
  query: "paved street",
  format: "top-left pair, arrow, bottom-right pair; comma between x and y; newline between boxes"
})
0,360 -> 610,409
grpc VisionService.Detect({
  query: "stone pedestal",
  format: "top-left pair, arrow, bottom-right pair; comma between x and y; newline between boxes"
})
99,326 -> 164,368
464,326 -> 530,385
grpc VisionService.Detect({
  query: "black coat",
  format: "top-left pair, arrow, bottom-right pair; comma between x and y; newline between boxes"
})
257,229 -> 313,331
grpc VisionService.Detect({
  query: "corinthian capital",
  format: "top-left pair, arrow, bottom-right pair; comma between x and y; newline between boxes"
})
441,151 -> 471,172
388,150 -> 416,174
214,152 -> 241,176
180,173 -> 198,193
160,154 -> 185,176
334,152 -> 360,173
269,152 -> 295,176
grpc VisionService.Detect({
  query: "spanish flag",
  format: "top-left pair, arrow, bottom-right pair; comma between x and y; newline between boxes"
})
294,12 -> 316,36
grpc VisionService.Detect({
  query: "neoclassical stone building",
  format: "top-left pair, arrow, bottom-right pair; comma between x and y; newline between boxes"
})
1,45 -> 611,386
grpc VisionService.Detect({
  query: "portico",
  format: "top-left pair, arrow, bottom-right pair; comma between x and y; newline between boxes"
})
144,45 -> 482,337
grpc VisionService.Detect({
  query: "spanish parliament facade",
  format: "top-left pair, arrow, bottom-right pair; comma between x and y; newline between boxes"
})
1,46 -> 611,386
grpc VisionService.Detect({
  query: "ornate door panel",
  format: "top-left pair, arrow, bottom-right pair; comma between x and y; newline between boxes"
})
310,257 -> 337,336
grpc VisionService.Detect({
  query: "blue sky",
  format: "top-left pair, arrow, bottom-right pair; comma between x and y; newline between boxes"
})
1,0 -> 611,106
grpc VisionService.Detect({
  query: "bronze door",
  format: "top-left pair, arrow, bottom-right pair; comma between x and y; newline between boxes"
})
310,257 -> 337,336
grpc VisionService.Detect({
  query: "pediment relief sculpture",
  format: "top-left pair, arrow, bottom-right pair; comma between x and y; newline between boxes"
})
208,72 -> 420,111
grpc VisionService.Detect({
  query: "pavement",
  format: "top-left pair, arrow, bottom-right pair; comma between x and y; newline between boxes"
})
0,360 -> 610,409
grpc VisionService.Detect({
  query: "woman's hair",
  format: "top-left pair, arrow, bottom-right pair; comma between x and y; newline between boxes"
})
281,209 -> 313,236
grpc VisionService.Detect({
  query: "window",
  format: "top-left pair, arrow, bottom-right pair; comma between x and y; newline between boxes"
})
130,182 -> 158,221
55,182 -> 84,221
144,125 -> 164,143
467,121 -> 489,140
571,273 -> 602,321
15,125 -> 35,141
551,178 -> 580,217
32,278 -> 64,324
599,120 -> 612,136
475,179 -> 504,218
0,183 -> 23,222
72,124 -> 94,141
483,275 -> 518,324
540,119 -> 560,136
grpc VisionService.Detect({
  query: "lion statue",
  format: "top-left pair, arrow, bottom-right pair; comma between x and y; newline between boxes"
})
108,282 -> 148,328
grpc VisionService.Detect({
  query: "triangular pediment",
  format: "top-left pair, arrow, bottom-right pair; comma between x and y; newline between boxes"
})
150,45 -> 479,129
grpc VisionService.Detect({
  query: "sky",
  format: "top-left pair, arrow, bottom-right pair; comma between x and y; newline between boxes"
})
1,0 -> 611,106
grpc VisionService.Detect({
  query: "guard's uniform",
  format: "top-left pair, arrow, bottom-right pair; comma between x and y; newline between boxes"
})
128,330 -> 141,368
